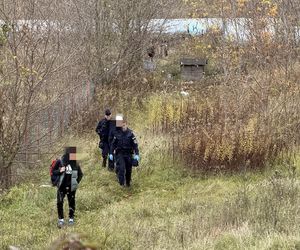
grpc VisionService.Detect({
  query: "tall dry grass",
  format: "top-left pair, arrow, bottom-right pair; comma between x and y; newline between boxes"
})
145,68 -> 300,170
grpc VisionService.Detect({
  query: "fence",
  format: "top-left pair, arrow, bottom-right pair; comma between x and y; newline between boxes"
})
14,81 -> 95,170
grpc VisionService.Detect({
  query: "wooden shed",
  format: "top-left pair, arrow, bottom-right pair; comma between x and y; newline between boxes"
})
180,58 -> 207,81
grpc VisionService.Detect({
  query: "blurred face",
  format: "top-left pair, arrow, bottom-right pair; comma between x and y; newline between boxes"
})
122,122 -> 127,131
69,153 -> 76,161
105,114 -> 112,120
116,119 -> 123,127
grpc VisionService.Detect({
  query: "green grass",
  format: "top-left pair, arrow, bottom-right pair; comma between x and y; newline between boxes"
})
1,134 -> 300,249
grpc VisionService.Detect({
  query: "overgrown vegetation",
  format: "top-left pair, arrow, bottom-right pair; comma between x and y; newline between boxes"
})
1,135 -> 300,249
143,72 -> 300,170
137,1 -> 300,171
1,0 -> 300,249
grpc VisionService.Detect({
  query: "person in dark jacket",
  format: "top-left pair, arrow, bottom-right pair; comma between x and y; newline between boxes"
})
109,118 -> 139,187
53,146 -> 83,228
96,109 -> 114,170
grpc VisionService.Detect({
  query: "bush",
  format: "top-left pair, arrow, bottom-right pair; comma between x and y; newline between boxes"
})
145,70 -> 300,171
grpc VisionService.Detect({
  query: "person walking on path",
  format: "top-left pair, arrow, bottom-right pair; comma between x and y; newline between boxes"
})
53,146 -> 83,228
109,118 -> 139,187
96,109 -> 114,170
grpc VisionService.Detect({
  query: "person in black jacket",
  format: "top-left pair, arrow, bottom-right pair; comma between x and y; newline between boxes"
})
96,109 -> 114,170
53,146 -> 83,228
109,119 -> 139,187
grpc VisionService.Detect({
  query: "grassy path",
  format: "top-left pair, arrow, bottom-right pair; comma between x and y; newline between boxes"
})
1,135 -> 300,249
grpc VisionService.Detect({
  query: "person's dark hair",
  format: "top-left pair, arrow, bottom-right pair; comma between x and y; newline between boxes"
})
62,147 -> 77,165
105,109 -> 111,116
64,146 -> 76,154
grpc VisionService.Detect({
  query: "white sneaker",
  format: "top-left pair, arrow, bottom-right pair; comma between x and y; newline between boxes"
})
68,218 -> 74,225
57,219 -> 64,228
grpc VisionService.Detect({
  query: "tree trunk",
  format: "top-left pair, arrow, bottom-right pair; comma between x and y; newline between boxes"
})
0,165 -> 12,189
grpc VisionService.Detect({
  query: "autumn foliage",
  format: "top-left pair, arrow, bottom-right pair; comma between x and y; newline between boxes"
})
144,0 -> 300,170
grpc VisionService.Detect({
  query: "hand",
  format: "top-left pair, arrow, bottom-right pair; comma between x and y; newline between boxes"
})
60,166 -> 66,173
109,154 -> 113,161
134,155 -> 140,161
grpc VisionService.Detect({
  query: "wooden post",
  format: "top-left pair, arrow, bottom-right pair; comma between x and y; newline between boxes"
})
25,127 -> 28,168
86,81 -> 90,105
37,120 -> 40,160
48,107 -> 52,144
71,88 -> 75,115
59,100 -> 63,137
61,99 -> 65,136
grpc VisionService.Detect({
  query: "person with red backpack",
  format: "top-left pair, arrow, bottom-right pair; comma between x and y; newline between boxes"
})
52,147 -> 83,228
50,159 -> 62,186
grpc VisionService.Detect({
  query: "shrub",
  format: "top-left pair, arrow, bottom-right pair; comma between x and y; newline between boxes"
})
146,71 -> 300,171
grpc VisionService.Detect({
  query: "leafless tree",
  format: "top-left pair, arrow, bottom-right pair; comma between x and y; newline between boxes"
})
73,0 -> 179,84
0,0 -> 180,187
0,0 -> 83,187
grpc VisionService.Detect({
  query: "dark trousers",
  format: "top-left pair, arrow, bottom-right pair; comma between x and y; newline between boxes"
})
100,141 -> 109,158
100,141 -> 114,169
57,189 -> 76,219
115,153 -> 132,186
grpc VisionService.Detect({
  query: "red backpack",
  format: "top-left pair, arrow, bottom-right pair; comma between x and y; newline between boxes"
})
50,159 -> 61,186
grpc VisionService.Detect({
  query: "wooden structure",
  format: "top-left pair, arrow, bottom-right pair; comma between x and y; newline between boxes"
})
180,58 -> 207,81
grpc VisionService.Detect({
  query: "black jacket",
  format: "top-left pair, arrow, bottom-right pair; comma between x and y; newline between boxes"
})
53,154 -> 83,191
96,118 -> 111,142
110,129 -> 139,155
